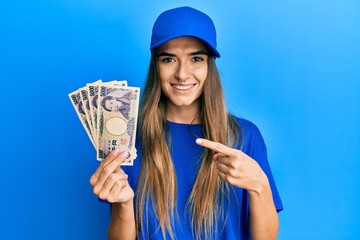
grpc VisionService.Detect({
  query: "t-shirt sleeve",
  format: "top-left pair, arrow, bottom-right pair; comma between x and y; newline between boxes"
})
241,120 -> 283,212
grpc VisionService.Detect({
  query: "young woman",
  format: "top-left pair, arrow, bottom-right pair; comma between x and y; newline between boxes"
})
90,6 -> 283,240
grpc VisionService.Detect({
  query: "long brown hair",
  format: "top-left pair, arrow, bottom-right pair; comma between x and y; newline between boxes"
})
137,48 -> 241,239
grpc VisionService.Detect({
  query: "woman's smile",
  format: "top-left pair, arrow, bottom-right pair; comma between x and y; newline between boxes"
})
170,83 -> 196,92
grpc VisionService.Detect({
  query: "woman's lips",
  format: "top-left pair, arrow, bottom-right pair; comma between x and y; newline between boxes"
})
171,83 -> 196,91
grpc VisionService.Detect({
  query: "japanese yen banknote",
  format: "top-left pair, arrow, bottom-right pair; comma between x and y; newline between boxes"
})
68,80 -> 140,165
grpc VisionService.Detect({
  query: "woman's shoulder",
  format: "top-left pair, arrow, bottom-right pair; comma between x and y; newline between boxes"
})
230,115 -> 266,153
231,115 -> 262,137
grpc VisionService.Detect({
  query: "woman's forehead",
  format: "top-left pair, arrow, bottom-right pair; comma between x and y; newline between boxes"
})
159,36 -> 207,53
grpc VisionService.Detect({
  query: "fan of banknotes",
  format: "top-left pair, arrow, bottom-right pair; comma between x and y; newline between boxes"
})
68,80 -> 140,166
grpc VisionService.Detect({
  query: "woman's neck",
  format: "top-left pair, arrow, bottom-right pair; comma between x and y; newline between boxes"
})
166,102 -> 201,124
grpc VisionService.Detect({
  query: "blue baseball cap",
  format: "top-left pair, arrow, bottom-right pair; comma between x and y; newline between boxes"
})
150,6 -> 220,58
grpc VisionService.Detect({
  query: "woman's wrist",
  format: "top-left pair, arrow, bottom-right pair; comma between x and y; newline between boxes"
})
247,172 -> 271,197
111,200 -> 134,218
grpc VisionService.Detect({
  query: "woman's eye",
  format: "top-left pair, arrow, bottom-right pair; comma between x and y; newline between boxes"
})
160,57 -> 174,63
192,56 -> 204,62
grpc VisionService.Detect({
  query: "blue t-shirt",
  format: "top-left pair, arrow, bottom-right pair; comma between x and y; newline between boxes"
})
123,117 -> 283,239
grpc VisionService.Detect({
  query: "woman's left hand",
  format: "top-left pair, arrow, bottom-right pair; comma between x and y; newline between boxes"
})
196,138 -> 279,239
196,138 -> 268,194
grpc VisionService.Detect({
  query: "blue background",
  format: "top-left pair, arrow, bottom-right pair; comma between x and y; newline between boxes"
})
1,0 -> 359,239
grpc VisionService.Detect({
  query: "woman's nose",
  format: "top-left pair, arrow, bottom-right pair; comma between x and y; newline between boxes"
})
175,61 -> 190,81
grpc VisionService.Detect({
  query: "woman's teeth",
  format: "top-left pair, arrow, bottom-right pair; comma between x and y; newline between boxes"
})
172,84 -> 194,90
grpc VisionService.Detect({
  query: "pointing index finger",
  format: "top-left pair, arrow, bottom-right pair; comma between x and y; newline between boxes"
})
196,138 -> 234,156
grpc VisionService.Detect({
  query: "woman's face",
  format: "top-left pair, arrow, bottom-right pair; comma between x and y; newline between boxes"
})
158,36 -> 208,111
105,98 -> 123,111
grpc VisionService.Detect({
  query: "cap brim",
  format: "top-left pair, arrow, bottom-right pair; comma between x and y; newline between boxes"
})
151,35 -> 220,58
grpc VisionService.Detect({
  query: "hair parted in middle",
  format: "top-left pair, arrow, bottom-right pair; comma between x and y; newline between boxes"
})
136,47 -> 243,240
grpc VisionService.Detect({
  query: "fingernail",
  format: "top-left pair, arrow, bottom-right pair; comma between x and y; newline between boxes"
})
196,138 -> 203,144
121,151 -> 129,158
113,148 -> 120,154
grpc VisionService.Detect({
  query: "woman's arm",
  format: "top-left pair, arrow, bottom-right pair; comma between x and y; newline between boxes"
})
108,201 -> 136,240
247,173 -> 279,240
195,138 -> 280,239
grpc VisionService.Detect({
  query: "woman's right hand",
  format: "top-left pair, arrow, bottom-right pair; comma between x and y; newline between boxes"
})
90,149 -> 134,204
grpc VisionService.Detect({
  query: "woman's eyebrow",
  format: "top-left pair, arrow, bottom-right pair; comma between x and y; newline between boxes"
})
158,52 -> 176,57
158,50 -> 208,57
189,50 -> 208,56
